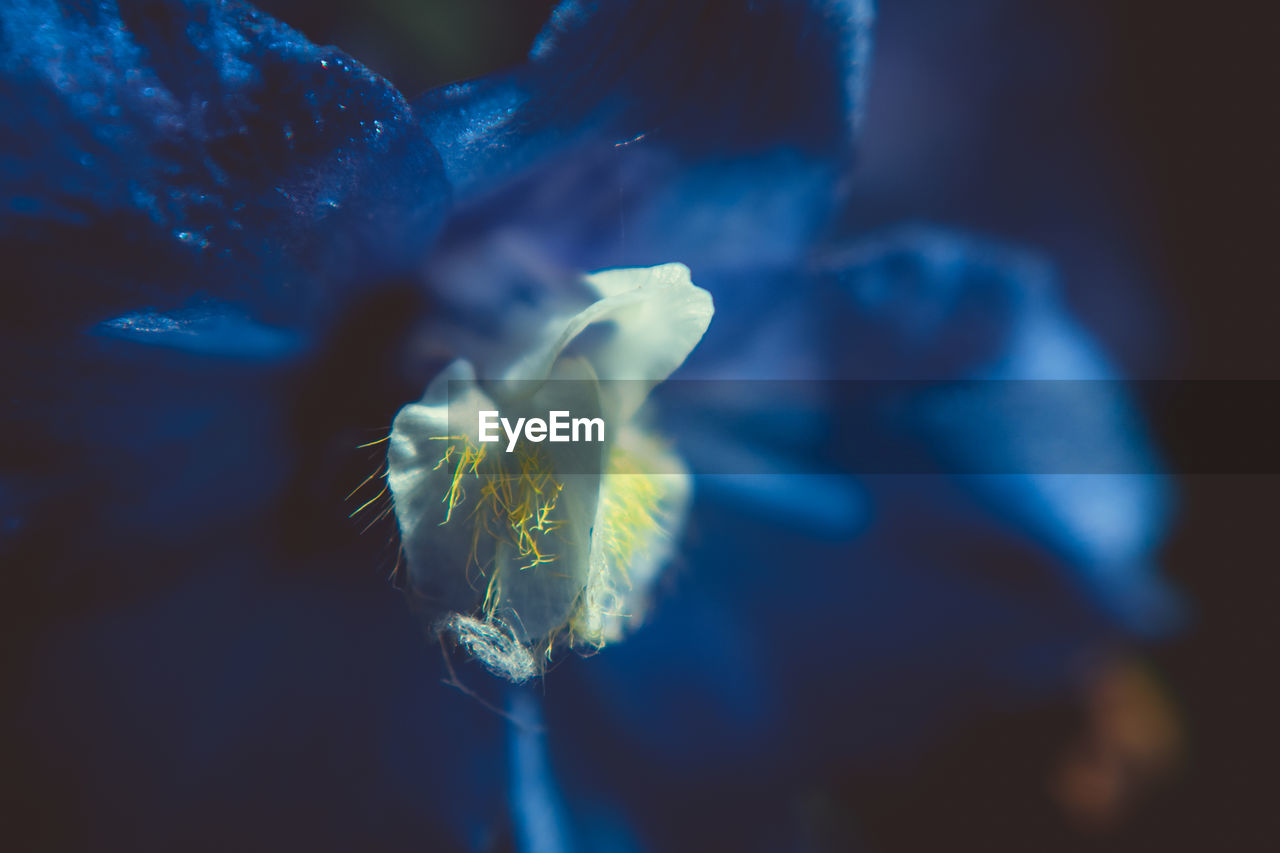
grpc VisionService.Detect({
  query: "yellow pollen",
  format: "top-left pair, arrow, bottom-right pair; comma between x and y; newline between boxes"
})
597,445 -> 665,583
430,435 -> 565,610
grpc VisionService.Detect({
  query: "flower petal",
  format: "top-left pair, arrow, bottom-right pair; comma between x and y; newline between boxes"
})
544,227 -> 1181,806
501,263 -> 714,420
1,0 -> 450,575
418,0 -> 875,281
813,225 -> 1178,632
1,0 -> 449,336
576,424 -> 691,647
388,359 -> 608,651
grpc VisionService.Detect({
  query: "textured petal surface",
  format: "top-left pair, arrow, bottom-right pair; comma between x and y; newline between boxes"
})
1,0 -> 452,559
1,0 -> 448,335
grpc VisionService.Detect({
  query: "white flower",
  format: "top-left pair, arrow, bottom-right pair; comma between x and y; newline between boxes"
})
387,263 -> 714,681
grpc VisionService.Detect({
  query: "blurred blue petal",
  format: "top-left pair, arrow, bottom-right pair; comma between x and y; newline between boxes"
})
508,690 -> 575,853
18,548 -> 508,849
815,226 -> 1178,632
0,332 -> 294,557
534,226 -> 1178,848
420,0 -> 875,282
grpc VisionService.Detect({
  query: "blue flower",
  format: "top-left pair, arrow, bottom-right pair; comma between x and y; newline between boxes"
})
3,1 -> 1176,850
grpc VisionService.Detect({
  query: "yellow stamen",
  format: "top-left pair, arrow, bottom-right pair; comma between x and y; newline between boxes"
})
430,435 -> 566,616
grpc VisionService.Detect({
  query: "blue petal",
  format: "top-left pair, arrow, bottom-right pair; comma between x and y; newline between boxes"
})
418,0 -> 875,282
1,0 -> 449,336
100,307 -> 304,358
0,1 -> 449,587
530,228 -> 1179,838
17,547 -> 507,849
544,490 -> 1124,843
814,225 -> 1179,632
0,330 -> 295,559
